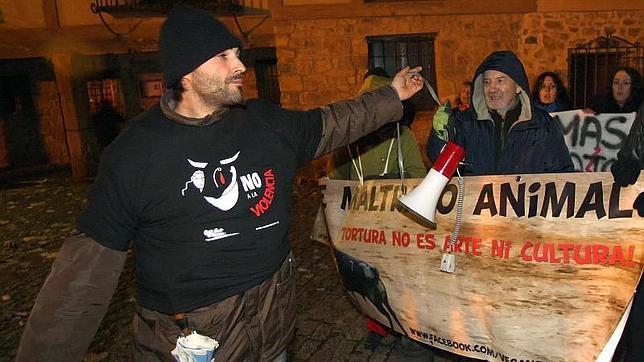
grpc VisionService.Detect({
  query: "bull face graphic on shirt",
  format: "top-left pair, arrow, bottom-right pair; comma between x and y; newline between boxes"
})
181,151 -> 240,211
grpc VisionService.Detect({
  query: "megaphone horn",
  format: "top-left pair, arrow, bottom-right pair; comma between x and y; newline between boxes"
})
398,141 -> 465,228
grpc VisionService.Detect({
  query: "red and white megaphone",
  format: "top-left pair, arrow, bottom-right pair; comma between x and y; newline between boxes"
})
398,141 -> 465,228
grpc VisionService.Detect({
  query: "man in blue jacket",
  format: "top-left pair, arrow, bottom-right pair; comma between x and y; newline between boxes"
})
427,50 -> 573,175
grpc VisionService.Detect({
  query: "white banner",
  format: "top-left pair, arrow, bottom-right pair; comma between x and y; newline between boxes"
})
552,110 -> 635,172
321,172 -> 643,361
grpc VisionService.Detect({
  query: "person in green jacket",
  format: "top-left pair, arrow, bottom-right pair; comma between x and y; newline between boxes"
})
327,68 -> 427,182
327,68 -> 433,360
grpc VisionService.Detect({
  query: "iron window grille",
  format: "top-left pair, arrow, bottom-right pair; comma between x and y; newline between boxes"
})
367,33 -> 438,109
568,35 -> 643,109
242,47 -> 281,104
87,79 -> 123,114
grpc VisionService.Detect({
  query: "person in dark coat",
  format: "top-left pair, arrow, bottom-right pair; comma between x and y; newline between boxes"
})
611,101 -> 643,362
612,102 -> 644,188
426,50 -> 574,175
589,66 -> 643,114
92,100 -> 124,152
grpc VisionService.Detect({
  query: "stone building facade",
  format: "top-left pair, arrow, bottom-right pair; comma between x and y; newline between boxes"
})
0,0 -> 641,176
0,0 -> 273,177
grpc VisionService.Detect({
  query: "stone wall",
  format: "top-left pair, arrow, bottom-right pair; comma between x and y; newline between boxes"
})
518,11 -> 643,90
274,14 -> 523,111
243,67 -> 259,100
35,81 -> 69,165
275,10 -> 642,110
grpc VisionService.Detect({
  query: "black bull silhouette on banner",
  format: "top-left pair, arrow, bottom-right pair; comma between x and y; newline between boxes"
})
332,248 -> 408,337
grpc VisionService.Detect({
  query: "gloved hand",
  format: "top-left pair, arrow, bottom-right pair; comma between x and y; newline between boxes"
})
433,101 -> 452,141
610,158 -> 641,187
634,192 -> 644,217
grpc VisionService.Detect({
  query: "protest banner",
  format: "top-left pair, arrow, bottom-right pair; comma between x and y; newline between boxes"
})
321,172 -> 643,361
552,110 -> 636,172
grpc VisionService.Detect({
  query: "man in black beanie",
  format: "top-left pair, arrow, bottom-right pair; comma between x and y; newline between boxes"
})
17,7 -> 424,361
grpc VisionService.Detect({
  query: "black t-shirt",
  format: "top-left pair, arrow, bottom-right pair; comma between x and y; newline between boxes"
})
77,100 -> 322,314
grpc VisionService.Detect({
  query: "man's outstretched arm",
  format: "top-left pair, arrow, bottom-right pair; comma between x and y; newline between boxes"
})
315,66 -> 424,157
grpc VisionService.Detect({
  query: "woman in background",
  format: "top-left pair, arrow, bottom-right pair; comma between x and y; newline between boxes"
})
589,66 -> 643,113
452,81 -> 472,114
531,71 -> 571,112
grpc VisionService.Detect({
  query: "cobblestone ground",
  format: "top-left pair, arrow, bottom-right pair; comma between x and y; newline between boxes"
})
0,171 -> 468,362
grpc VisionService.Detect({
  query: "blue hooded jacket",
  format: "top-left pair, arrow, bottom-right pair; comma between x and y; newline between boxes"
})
427,51 -> 574,175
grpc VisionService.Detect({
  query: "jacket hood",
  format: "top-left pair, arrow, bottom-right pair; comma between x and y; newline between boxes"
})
471,51 -> 532,122
357,75 -> 392,95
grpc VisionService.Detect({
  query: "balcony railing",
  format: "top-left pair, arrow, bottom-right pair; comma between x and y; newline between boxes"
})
91,0 -> 266,18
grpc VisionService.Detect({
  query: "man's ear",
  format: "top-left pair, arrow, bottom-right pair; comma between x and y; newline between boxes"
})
180,76 -> 192,91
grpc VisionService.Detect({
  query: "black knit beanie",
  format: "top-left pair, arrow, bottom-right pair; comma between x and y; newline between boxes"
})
159,7 -> 242,88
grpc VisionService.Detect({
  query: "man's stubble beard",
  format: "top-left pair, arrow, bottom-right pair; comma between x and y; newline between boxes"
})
192,70 -> 245,109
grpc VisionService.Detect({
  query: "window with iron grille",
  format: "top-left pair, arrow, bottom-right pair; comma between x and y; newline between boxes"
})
568,35 -> 643,109
255,59 -> 280,104
86,79 -> 120,114
243,47 -> 281,104
367,33 -> 438,109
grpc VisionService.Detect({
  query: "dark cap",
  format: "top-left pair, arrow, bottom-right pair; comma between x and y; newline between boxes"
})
159,7 -> 242,87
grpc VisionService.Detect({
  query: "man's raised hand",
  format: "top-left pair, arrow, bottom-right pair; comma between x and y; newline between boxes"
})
392,66 -> 424,101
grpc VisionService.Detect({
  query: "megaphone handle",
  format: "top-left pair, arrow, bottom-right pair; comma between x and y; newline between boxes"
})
441,170 -> 464,273
450,170 -> 465,246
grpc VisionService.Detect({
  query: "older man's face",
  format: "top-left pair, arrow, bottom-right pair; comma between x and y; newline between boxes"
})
189,47 -> 246,107
483,70 -> 519,113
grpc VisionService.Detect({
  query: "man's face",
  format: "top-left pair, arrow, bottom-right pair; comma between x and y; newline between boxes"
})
189,47 -> 246,107
483,70 -> 519,113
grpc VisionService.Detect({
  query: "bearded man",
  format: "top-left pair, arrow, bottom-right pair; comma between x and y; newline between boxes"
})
17,7 -> 423,361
